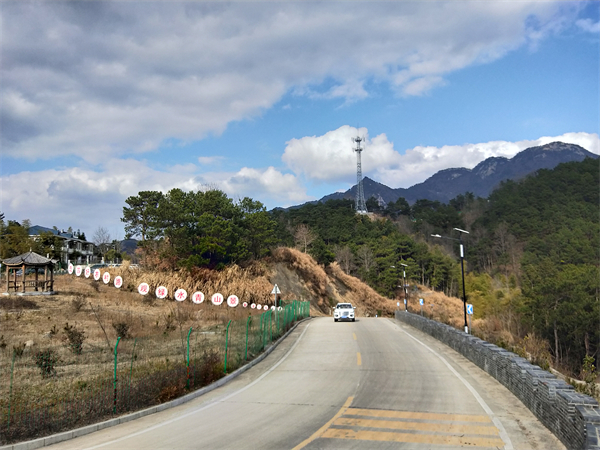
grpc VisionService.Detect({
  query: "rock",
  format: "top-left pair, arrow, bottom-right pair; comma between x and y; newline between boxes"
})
25,340 -> 35,347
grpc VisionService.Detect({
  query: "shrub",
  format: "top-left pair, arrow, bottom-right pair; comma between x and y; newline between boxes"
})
12,342 -> 26,358
63,322 -> 85,354
71,295 -> 86,312
112,322 -> 131,339
34,349 -> 60,378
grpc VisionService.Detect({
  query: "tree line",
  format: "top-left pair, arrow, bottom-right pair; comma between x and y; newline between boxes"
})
2,158 -> 597,377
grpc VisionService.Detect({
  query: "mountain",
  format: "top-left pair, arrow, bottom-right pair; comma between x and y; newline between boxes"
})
319,142 -> 597,205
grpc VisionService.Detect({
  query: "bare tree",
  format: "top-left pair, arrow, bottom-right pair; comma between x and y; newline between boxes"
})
294,224 -> 316,253
335,245 -> 355,274
357,245 -> 374,273
93,226 -> 111,257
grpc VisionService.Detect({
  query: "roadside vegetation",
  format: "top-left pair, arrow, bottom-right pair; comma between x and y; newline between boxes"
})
1,157 -> 597,398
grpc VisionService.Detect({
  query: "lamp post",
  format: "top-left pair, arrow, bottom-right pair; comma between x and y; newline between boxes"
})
400,263 -> 408,311
431,228 -> 470,333
391,263 -> 409,311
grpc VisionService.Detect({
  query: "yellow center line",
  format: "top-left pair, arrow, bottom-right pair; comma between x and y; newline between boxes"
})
357,352 -> 362,366
292,397 -> 354,450
334,417 -> 499,436
353,332 -> 357,340
346,408 -> 492,423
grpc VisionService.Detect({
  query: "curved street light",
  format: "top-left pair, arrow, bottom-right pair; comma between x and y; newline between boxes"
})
431,228 -> 470,333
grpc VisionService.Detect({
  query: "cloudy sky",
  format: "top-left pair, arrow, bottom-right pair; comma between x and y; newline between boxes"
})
1,1 -> 598,239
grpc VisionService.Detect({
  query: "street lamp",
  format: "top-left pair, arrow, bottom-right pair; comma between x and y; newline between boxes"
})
431,228 -> 470,333
391,263 -> 409,311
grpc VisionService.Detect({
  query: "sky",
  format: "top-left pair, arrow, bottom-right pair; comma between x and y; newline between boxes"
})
1,1 -> 599,240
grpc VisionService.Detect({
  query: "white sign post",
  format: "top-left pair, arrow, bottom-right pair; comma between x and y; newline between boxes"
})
271,284 -> 281,308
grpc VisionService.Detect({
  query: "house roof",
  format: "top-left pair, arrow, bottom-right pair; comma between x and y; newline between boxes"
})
2,251 -> 57,267
29,225 -> 94,244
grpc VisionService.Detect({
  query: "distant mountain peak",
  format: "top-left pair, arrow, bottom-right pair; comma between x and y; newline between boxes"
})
313,141 -> 597,207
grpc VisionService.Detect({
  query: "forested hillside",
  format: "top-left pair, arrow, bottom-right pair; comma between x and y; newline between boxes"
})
1,158 -> 597,378
272,157 -> 599,377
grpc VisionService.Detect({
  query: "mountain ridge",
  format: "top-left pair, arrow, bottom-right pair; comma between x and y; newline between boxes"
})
316,141 -> 597,206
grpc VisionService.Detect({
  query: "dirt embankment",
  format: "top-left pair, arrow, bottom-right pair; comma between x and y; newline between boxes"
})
0,247 -> 465,346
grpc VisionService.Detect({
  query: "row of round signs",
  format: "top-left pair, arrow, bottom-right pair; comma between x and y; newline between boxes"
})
67,263 -> 280,310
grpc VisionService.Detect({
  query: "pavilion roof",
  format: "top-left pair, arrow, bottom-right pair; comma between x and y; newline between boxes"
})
2,251 -> 57,267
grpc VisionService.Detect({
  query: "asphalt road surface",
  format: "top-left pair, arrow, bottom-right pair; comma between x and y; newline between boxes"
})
48,317 -> 565,450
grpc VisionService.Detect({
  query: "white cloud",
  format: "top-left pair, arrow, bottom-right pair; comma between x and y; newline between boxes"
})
282,125 -> 399,182
1,1 -> 579,159
198,156 -> 225,166
282,127 -> 599,189
576,18 -> 600,33
0,159 -> 309,234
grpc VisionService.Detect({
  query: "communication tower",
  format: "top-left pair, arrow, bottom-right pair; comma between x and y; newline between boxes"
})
353,135 -> 368,214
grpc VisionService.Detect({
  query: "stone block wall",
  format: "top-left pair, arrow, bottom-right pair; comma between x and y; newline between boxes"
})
395,311 -> 600,450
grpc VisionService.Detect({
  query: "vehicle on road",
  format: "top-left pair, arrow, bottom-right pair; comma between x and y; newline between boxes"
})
334,303 -> 355,322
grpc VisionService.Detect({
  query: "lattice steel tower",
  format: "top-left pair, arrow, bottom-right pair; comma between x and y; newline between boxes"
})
353,135 -> 368,214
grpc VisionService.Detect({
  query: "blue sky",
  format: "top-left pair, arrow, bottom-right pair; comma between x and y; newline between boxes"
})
1,1 -> 598,241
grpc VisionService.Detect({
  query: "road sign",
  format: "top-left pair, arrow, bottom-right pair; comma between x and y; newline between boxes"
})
419,298 -> 424,306
271,284 -> 281,295
466,304 -> 473,315
404,299 -> 407,305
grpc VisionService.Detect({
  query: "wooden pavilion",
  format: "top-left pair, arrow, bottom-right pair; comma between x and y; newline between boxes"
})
2,251 -> 56,294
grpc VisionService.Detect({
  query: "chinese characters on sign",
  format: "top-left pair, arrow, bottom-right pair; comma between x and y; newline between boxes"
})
114,276 -> 123,289
156,286 -> 168,299
211,293 -> 224,306
84,267 -> 91,278
175,289 -> 187,302
75,265 -> 82,277
227,295 -> 239,308
138,283 -> 150,295
192,292 -> 205,304
68,263 -> 74,275
102,272 -> 111,284
93,269 -> 101,281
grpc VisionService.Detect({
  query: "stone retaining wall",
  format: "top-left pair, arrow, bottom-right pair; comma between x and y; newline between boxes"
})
395,311 -> 600,450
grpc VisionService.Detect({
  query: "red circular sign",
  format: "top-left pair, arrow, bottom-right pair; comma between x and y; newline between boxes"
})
243,302 -> 248,308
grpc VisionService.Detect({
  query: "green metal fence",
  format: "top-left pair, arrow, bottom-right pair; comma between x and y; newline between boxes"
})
0,301 -> 309,445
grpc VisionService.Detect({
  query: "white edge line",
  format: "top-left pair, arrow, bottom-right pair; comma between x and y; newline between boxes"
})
83,322 -> 312,450
389,320 -> 514,450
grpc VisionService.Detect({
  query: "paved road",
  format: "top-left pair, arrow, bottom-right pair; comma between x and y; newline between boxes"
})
48,317 -> 564,449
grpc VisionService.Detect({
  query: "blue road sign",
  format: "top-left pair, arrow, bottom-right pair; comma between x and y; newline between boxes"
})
466,304 -> 473,315
419,298 -> 424,305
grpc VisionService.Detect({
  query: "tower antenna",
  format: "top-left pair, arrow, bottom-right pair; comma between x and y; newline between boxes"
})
353,134 -> 368,214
